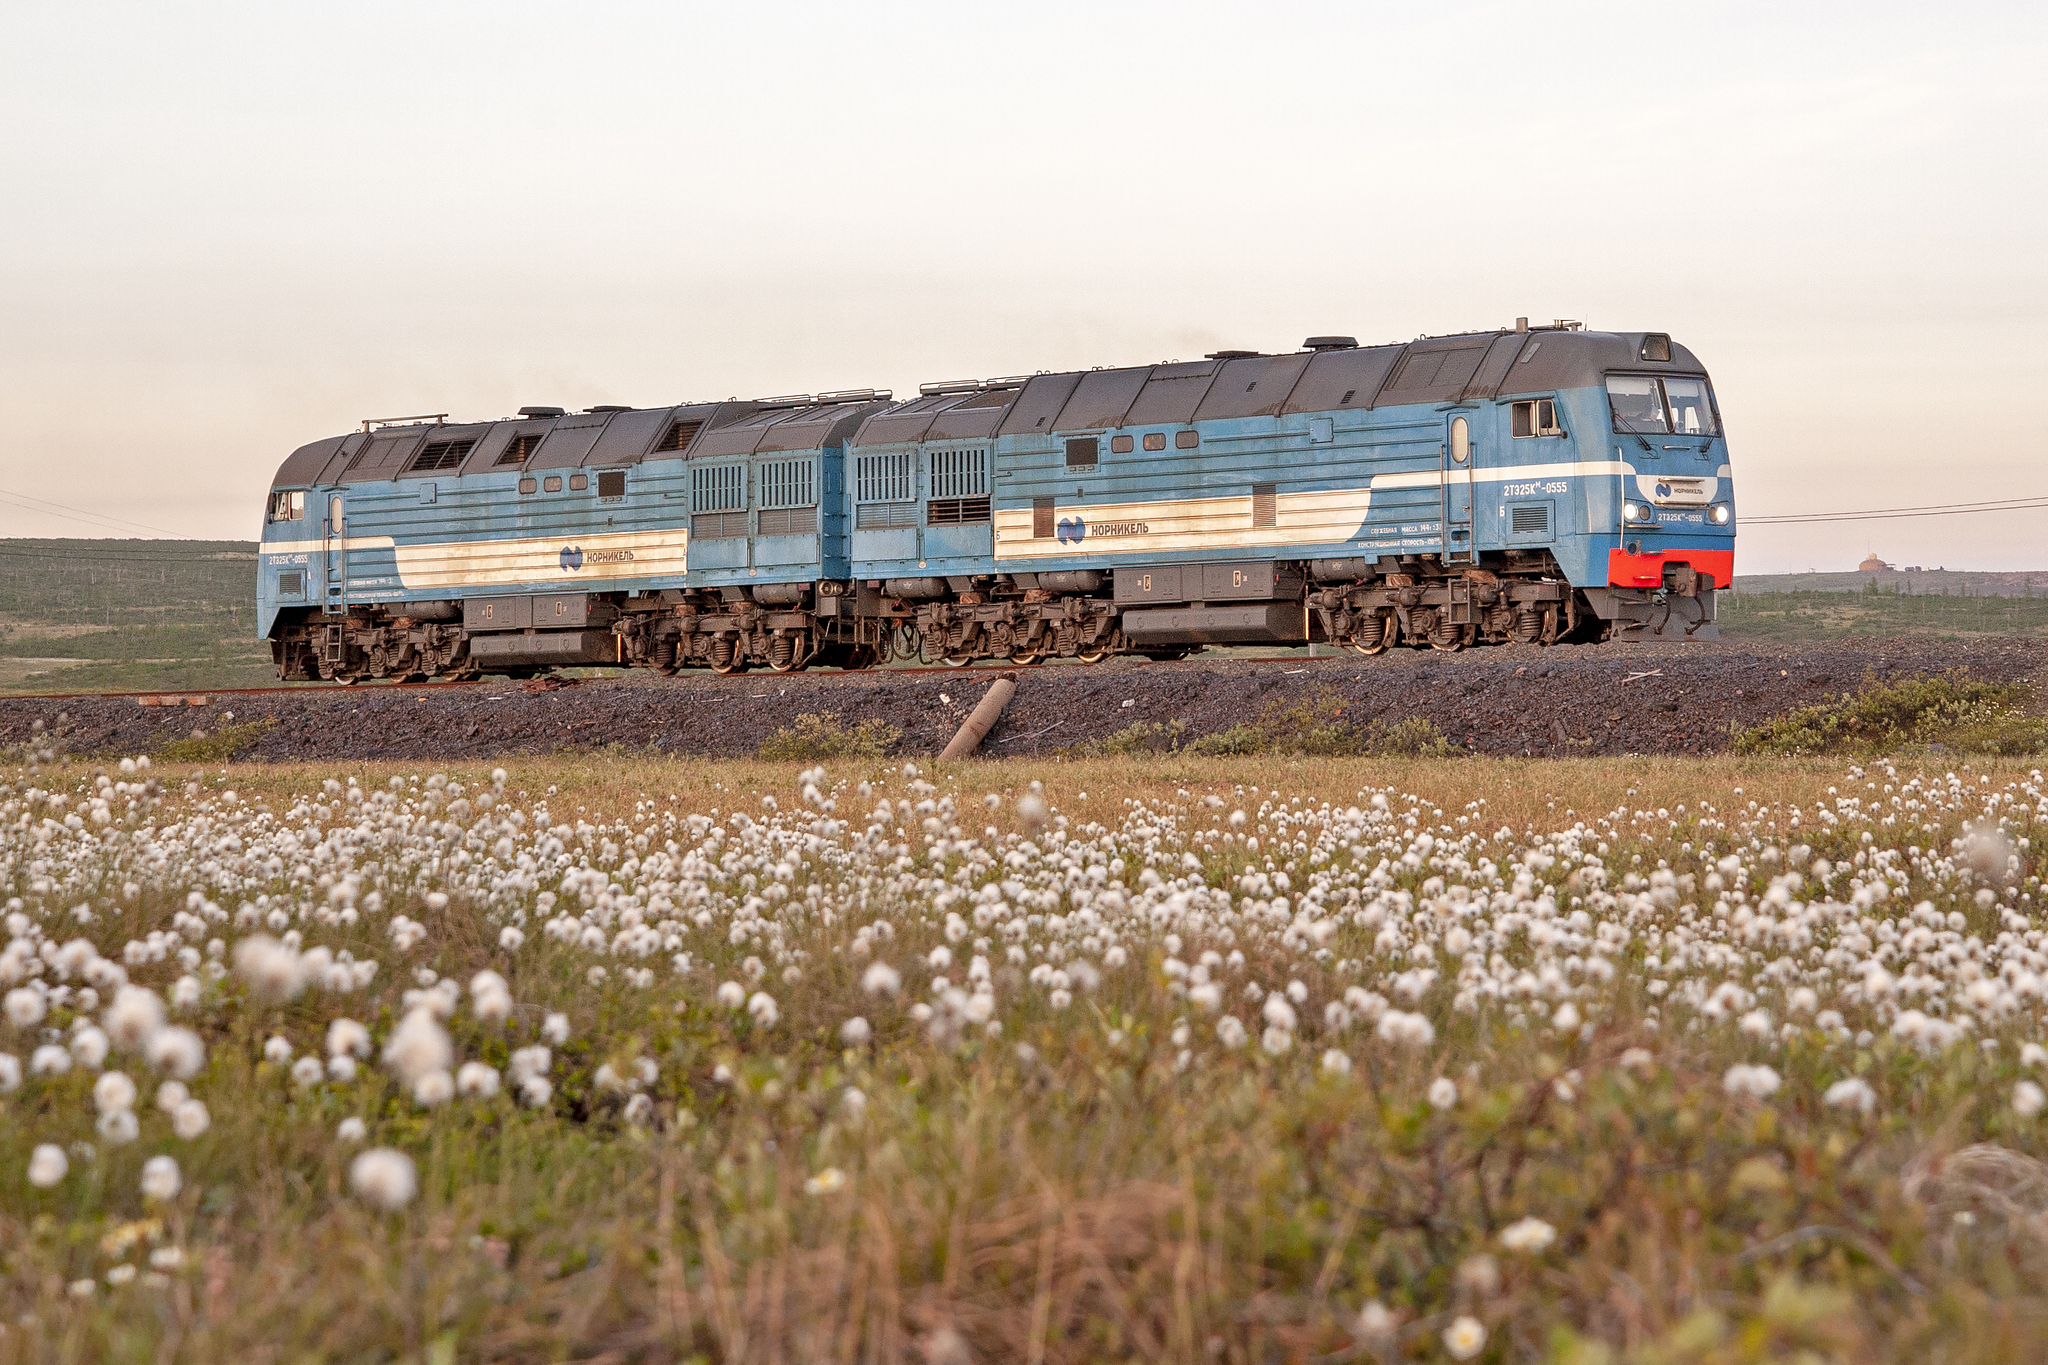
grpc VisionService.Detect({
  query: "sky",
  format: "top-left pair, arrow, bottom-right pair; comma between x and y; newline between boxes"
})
1,0 -> 2043,572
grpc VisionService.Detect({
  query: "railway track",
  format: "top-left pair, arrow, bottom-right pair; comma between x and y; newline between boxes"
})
0,654 -> 1350,704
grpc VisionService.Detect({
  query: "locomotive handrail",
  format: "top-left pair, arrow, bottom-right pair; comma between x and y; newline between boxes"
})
359,413 -> 449,432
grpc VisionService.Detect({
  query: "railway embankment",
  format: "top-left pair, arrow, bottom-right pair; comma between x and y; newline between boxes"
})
2,635 -> 2040,764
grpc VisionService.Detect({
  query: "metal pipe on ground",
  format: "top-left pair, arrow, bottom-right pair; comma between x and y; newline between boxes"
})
939,674 -> 1018,760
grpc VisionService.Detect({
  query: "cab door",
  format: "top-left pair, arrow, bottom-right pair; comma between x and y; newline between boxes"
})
320,490 -> 348,615
1441,412 -> 1475,564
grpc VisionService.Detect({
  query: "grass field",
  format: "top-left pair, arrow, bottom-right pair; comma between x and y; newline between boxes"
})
0,540 -> 271,694
3,745 -> 2048,1362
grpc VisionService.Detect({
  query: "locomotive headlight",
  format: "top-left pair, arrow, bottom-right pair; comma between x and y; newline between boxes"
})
1710,504 -> 1732,524
1622,501 -> 1645,522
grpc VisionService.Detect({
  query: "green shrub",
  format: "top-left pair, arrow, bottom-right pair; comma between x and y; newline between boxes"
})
1162,690 -> 1459,759
756,712 -> 901,761
152,717 -> 275,764
1072,719 -> 1190,756
1733,672 -> 2048,757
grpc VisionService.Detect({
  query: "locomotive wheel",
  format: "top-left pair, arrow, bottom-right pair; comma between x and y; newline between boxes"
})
942,654 -> 975,668
1430,623 -> 1474,653
711,657 -> 747,676
1074,646 -> 1110,665
1349,611 -> 1396,656
1010,648 -> 1041,665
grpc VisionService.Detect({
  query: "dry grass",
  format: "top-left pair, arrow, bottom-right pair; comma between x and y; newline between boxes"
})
8,751 -> 2048,1362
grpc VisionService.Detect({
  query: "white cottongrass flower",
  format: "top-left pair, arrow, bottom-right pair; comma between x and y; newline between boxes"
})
1551,1002 -> 1582,1033
456,1061 -> 501,1099
469,971 -> 513,1024
1188,983 -> 1222,1012
30,1045 -> 71,1076
327,1018 -> 372,1059
97,1109 -> 140,1144
1823,1078 -> 1876,1115
170,976 -> 201,1010
1738,1009 -> 1773,1039
263,1036 -> 293,1065
291,1056 -> 325,1088
805,1167 -> 847,1195
4,987 -> 47,1029
1356,1300 -> 1396,1340
1016,793 -> 1047,829
1442,1316 -> 1487,1361
413,1070 -> 455,1106
143,1026 -> 205,1079
1429,1077 -> 1459,1110
350,1148 -> 418,1211
747,991 -> 779,1027
508,1046 -> 551,1082
327,1056 -> 358,1083
519,1075 -> 554,1107
94,1070 -> 138,1114
1261,995 -> 1298,1032
103,986 -> 165,1050
716,980 -> 746,1008
542,1013 -> 570,1045
149,1247 -> 185,1271
337,1117 -> 367,1143
381,1008 -> 452,1087
1216,1016 -> 1248,1049
1376,1010 -> 1435,1048
139,1155 -> 181,1201
27,1144 -> 67,1189
498,926 -> 525,951
172,1099 -> 210,1139
2017,1081 -> 2046,1118
862,962 -> 901,997
233,936 -> 304,1002
2024,1043 -> 2048,1068
70,1025 -> 109,1069
1723,1064 -> 1782,1099
1260,1025 -> 1294,1056
0,1053 -> 20,1093
842,1087 -> 868,1114
1320,1049 -> 1352,1075
1499,1216 -> 1557,1253
840,1017 -> 872,1046
157,1080 -> 189,1112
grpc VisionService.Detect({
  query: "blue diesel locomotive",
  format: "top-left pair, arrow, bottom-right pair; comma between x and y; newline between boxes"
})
256,322 -> 1733,681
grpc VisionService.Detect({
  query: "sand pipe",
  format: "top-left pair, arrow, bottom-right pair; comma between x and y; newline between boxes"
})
939,674 -> 1018,760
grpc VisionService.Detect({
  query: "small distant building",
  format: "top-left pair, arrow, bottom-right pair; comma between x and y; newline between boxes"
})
1859,552 -> 1892,572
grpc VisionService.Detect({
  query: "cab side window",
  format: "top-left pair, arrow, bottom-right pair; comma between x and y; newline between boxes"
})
1510,400 -> 1563,438
267,489 -> 306,523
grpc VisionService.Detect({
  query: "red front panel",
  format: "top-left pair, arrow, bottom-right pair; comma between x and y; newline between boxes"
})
1606,548 -> 1735,590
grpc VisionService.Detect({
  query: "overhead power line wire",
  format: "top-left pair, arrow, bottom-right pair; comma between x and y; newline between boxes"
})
1745,497 -> 2048,525
0,486 -> 190,538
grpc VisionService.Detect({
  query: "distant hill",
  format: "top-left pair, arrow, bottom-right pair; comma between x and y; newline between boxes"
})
1733,569 -> 2047,597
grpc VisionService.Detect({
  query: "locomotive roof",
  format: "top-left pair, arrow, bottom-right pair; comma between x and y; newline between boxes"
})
267,328 -> 1703,487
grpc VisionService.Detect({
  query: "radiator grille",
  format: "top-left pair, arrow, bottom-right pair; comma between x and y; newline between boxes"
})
759,458 -> 816,510
691,511 -> 749,539
497,433 -> 543,467
856,501 -> 917,530
855,451 -> 914,505
691,463 -> 746,513
928,447 -> 987,499
1033,496 -> 1055,539
757,507 -> 818,536
408,438 -> 474,473
1510,503 -> 1550,534
596,469 -> 626,499
926,496 -> 991,526
654,418 -> 703,452
1252,483 -> 1277,529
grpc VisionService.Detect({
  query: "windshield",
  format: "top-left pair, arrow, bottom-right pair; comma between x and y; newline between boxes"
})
1608,375 -> 1720,436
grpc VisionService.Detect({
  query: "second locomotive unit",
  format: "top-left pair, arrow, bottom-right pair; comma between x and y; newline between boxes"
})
256,322 -> 1734,681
